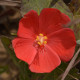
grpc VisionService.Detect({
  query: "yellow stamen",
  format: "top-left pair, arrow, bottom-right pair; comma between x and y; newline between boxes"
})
36,33 -> 48,46
36,36 -> 39,40
37,42 -> 41,45
44,36 -> 48,39
44,41 -> 47,44
39,33 -> 43,36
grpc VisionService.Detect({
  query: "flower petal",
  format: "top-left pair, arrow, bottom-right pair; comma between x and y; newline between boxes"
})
44,23 -> 62,35
17,10 -> 39,39
39,8 -> 62,33
12,38 -> 37,64
29,45 -> 61,73
61,13 -> 71,25
48,28 -> 76,61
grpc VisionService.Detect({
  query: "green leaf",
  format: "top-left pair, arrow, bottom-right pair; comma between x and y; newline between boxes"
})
52,0 -> 73,20
54,62 -> 80,80
21,0 -> 52,16
69,0 -> 80,14
42,72 -> 54,80
1,36 -> 19,67
70,15 -> 80,40
0,66 -> 9,74
68,0 -> 80,40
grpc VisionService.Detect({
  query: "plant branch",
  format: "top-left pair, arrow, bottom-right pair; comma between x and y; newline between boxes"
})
72,57 -> 80,68
57,68 -> 78,80
0,0 -> 21,6
61,47 -> 80,80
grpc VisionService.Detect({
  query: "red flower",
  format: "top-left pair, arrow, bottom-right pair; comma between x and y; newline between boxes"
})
12,8 -> 76,73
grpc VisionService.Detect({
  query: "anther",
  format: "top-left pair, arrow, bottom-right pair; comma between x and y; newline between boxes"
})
37,42 -> 41,45
44,41 -> 47,44
44,36 -> 48,39
36,33 -> 48,46
39,33 -> 43,36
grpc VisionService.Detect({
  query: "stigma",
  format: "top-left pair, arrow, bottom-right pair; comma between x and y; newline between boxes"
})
36,33 -> 48,46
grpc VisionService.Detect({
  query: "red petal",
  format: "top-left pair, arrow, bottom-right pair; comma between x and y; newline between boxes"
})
39,8 -> 62,33
12,38 -> 37,64
17,10 -> 39,39
29,45 -> 61,73
61,13 -> 71,25
48,28 -> 76,61
44,23 -> 62,35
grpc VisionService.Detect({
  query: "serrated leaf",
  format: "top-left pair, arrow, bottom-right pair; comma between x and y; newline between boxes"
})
21,0 -> 52,16
52,0 -> 73,20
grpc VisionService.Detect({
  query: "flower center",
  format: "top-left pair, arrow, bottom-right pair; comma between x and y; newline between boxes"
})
36,33 -> 48,46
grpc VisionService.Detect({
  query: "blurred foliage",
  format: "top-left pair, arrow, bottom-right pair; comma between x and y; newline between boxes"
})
56,62 -> 80,80
68,0 -> 80,14
1,36 -> 19,66
0,66 -> 9,74
1,0 -> 80,80
52,0 -> 73,20
21,0 -> 52,16
68,0 -> 80,40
